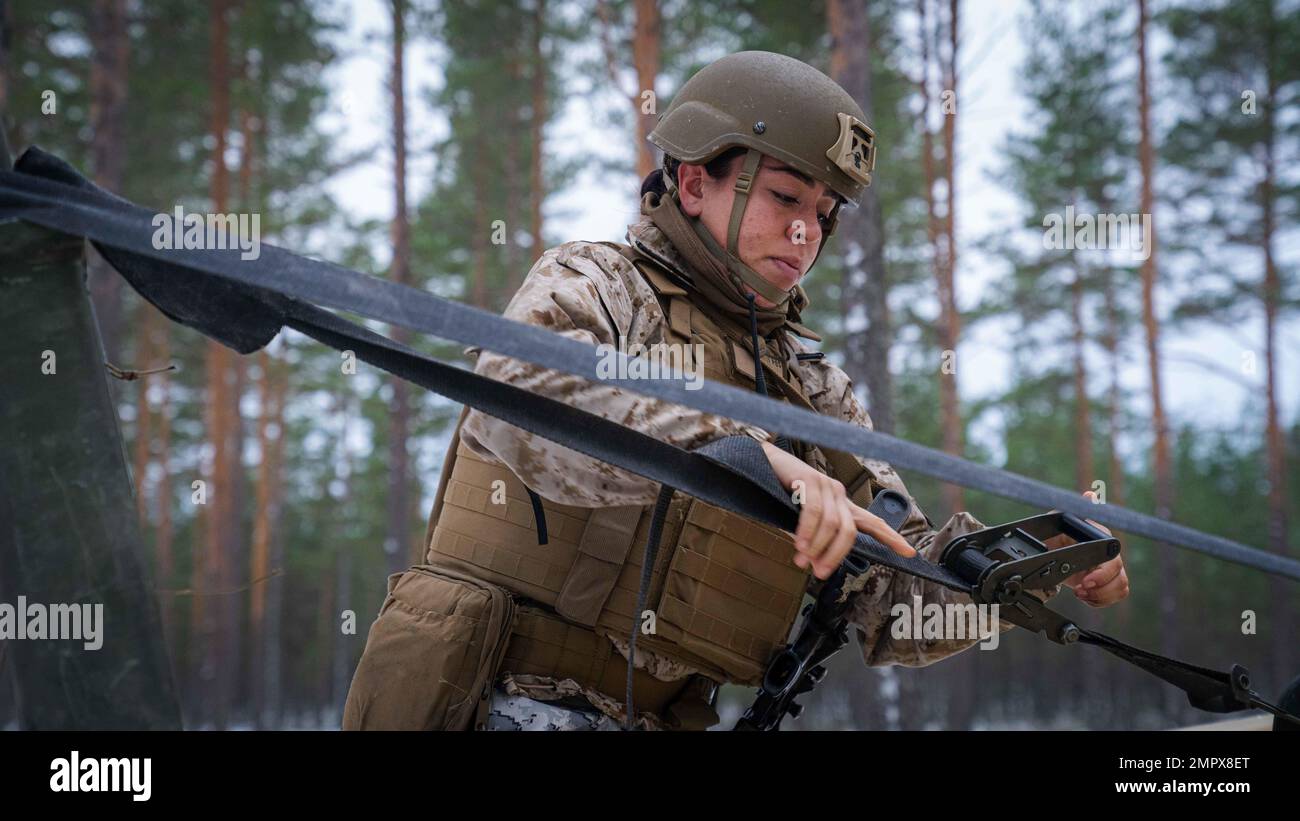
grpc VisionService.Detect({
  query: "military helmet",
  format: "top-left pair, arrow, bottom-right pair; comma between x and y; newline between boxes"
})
647,50 -> 877,280
649,50 -> 876,208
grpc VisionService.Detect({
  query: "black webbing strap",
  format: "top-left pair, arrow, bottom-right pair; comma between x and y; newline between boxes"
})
280,292 -> 969,591
0,148 -> 1294,723
1078,631 -> 1299,726
1,147 -> 1296,585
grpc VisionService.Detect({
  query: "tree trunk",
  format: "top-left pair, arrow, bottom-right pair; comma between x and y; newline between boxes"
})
1101,263 -> 1127,632
829,0 -> 895,434
472,141 -> 489,309
155,321 -> 174,652
1101,264 -> 1125,506
250,351 -> 274,728
1136,0 -> 1179,718
226,352 -> 246,725
631,0 -> 660,179
529,0 -> 546,264
917,0 -> 957,512
264,355 -> 288,727
938,0 -> 964,515
316,553 -> 335,727
503,42 -> 521,297
132,308 -> 155,527
199,0 -> 234,730
1259,23 -> 1290,687
88,0 -> 129,362
388,0 -> 415,575
1071,264 -> 1093,491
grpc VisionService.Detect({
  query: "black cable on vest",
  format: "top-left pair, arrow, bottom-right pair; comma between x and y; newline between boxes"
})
525,487 -> 548,545
625,483 -> 676,730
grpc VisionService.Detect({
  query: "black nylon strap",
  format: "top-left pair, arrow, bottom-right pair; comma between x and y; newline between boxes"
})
1078,630 -> 1300,725
1,148 -> 1296,584
281,291 -> 969,592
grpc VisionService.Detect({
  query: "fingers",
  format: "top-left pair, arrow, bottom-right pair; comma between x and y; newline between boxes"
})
1058,490 -> 1117,589
1079,555 -> 1123,590
795,476 -> 849,579
1065,551 -> 1119,591
792,475 -> 916,578
793,476 -> 829,563
813,499 -> 856,580
850,505 -> 916,557
806,476 -> 844,563
1063,566 -> 1090,589
790,467 -> 915,576
1075,561 -> 1128,607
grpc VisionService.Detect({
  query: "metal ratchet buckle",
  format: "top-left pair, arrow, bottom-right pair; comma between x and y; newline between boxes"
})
938,512 -> 1122,645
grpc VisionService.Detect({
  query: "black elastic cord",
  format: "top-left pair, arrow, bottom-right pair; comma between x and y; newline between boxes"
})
524,488 -> 548,545
746,293 -> 770,398
625,484 -> 676,730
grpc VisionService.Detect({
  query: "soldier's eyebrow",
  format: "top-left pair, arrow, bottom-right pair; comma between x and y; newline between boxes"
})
766,161 -> 842,205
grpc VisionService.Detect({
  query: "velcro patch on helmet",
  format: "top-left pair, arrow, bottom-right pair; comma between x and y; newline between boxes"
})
826,112 -> 876,187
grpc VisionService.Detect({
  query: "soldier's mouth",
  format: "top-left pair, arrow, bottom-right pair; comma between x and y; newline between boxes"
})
769,256 -> 802,285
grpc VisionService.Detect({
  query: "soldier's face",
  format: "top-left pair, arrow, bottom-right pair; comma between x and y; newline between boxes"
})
678,154 -> 839,308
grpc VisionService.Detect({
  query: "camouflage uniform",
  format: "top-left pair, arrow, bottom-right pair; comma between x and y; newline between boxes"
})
460,214 -> 1051,728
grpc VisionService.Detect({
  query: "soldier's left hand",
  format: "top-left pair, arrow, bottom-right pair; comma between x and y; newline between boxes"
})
1044,490 -> 1129,607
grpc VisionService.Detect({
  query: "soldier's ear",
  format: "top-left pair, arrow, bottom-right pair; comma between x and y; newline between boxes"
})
677,162 -> 707,217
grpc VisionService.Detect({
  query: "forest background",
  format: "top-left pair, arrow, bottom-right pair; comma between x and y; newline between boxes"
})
2,0 -> 1297,729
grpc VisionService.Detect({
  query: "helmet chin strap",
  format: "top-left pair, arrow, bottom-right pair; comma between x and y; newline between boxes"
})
725,148 -> 763,256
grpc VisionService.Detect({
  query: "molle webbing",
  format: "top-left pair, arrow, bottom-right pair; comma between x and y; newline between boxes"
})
427,441 -> 811,685
502,604 -> 691,718
427,441 -> 661,631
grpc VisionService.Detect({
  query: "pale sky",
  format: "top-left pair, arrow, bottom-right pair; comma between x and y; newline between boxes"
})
317,0 -> 1298,475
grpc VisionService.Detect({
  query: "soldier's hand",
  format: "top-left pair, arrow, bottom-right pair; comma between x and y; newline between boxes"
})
1044,490 -> 1129,608
762,442 -> 916,580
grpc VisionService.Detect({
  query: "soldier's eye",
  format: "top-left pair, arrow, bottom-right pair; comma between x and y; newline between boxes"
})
772,191 -> 799,206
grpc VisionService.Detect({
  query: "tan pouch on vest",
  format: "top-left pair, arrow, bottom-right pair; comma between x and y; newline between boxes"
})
342,563 -> 516,731
654,499 -> 809,685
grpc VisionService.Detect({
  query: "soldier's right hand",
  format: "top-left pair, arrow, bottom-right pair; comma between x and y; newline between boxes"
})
761,441 -> 916,580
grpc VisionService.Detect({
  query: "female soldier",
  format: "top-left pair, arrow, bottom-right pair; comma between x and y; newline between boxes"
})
344,50 -> 1128,732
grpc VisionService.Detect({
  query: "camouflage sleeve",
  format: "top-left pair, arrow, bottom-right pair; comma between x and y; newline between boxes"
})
801,356 -> 1058,667
461,242 -> 769,508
